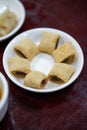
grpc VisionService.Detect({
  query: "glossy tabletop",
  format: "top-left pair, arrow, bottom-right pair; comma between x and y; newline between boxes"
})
0,0 -> 87,129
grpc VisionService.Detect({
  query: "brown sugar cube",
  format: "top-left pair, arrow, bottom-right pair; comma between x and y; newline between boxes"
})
38,32 -> 60,54
24,71 -> 48,89
14,38 -> 39,61
52,42 -> 77,64
48,63 -> 75,83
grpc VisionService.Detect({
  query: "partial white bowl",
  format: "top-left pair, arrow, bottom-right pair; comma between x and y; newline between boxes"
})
0,72 -> 9,122
3,28 -> 84,93
0,0 -> 25,41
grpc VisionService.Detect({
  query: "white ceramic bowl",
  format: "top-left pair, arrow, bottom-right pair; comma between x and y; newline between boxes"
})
0,0 -> 25,41
0,72 -> 9,122
3,28 -> 84,93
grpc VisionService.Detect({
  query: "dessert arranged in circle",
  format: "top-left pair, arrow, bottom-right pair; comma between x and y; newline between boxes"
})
8,31 -> 77,89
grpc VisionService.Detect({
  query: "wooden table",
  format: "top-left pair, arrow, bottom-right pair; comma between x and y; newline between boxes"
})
0,0 -> 87,129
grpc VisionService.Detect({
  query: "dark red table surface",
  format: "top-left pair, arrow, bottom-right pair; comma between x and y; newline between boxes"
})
0,0 -> 87,130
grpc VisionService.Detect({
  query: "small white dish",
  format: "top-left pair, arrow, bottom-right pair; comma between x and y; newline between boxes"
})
0,72 -> 9,122
0,0 -> 25,41
3,28 -> 84,93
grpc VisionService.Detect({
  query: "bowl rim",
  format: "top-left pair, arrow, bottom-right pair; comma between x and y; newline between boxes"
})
0,72 -> 9,111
